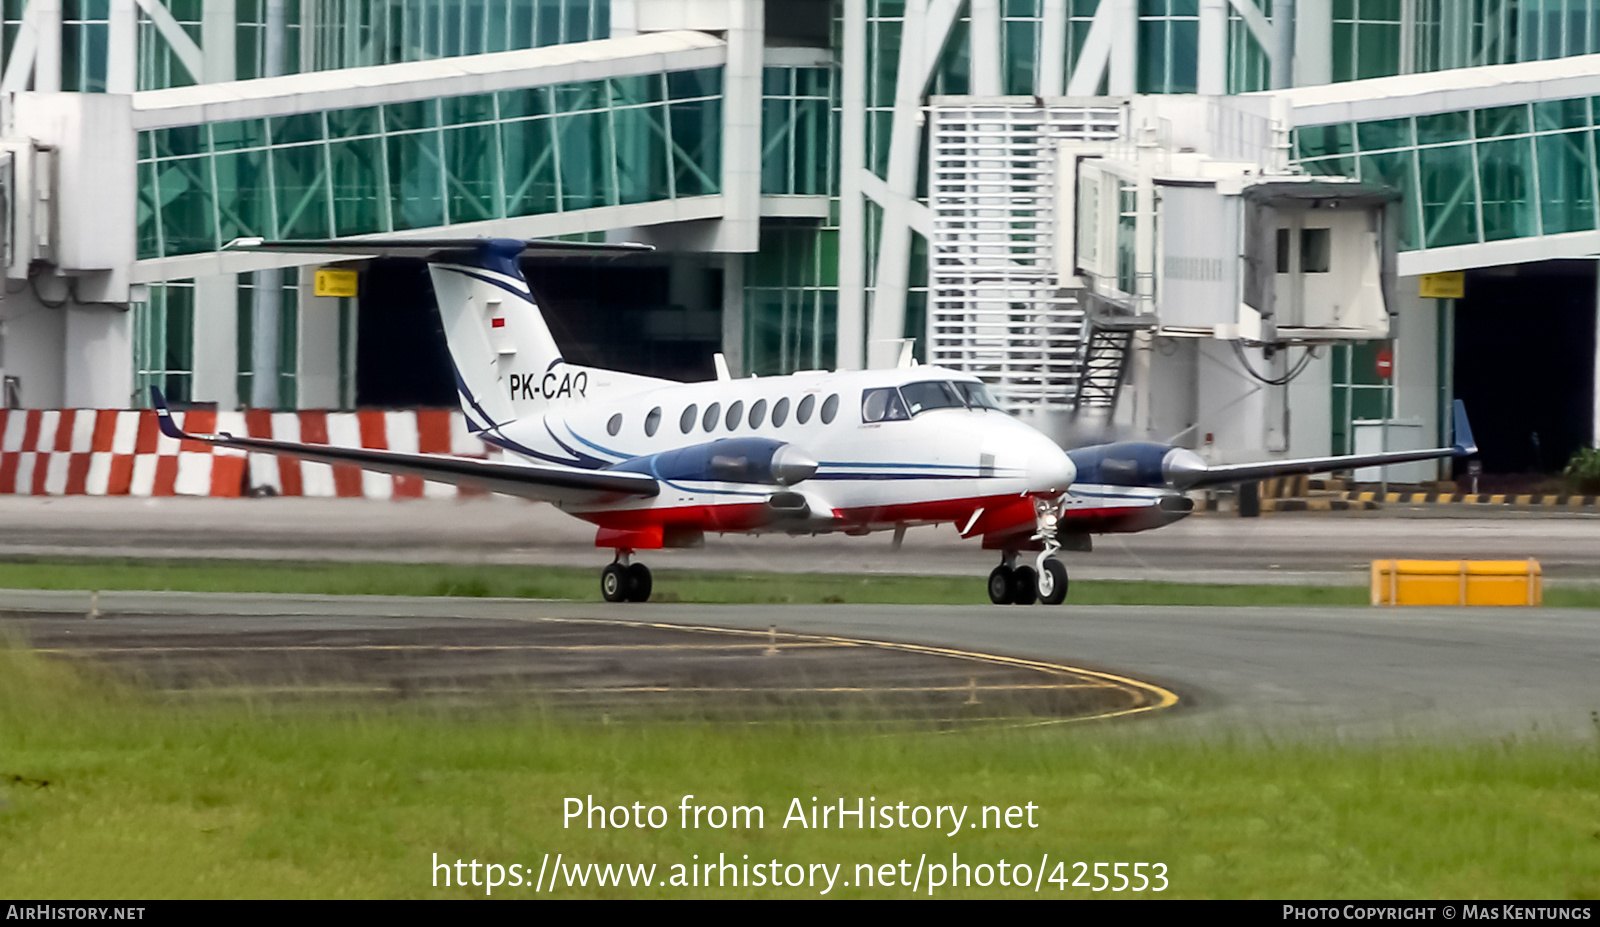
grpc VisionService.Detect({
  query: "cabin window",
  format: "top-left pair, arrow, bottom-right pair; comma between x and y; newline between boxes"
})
820,394 -> 839,424
607,413 -> 622,436
772,397 -> 791,427
703,402 -> 721,432
796,395 -> 816,424
749,398 -> 768,428
901,381 -> 966,416
726,400 -> 744,431
680,404 -> 698,434
645,407 -> 662,436
861,387 -> 909,423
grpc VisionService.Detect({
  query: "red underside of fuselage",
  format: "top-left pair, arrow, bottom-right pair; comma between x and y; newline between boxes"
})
580,494 -> 1172,548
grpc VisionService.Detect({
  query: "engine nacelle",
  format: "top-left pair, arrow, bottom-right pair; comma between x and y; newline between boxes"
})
609,437 -> 818,486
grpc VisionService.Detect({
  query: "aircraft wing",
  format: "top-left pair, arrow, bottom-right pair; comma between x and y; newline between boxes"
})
149,389 -> 658,505
1178,400 -> 1478,490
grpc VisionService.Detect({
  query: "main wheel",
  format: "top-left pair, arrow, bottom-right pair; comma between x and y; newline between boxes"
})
1011,566 -> 1039,605
987,566 -> 1014,605
601,563 -> 629,602
1039,558 -> 1069,605
626,562 -> 653,602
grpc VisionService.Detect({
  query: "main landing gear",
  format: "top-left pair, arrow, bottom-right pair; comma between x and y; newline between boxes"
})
601,550 -> 653,603
987,496 -> 1070,606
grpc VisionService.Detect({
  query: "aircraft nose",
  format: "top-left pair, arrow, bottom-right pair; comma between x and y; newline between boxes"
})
1023,436 -> 1076,493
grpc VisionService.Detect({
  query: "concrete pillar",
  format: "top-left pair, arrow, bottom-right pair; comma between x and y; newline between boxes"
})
1197,0 -> 1228,95
191,274 -> 238,408
64,306 -> 133,408
712,0 -> 764,253
297,267 -> 340,409
721,253 -> 745,376
251,272 -> 281,409
1108,0 -> 1137,95
837,0 -> 867,370
1294,0 -> 1332,87
1272,0 -> 1296,89
202,0 -> 238,83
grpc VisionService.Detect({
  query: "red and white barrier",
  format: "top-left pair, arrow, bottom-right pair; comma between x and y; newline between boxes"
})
0,409 -> 491,498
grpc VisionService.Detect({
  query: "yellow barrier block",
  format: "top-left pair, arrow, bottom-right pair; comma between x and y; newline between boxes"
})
1371,560 -> 1541,607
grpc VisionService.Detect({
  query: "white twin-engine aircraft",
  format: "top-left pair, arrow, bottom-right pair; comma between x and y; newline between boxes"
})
153,237 -> 1477,605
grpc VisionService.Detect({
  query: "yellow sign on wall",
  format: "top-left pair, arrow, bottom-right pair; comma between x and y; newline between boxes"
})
314,268 -> 360,298
1418,271 -> 1465,299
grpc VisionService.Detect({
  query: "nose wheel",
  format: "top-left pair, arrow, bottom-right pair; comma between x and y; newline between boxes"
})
602,551 -> 653,603
988,556 -> 1068,605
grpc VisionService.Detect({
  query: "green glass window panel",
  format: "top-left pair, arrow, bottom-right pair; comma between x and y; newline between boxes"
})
1139,0 -> 1165,13
497,88 -> 551,120
1301,156 -> 1356,177
763,68 -> 790,96
669,97 -> 721,197
1533,98 -> 1589,132
553,111 -> 613,210
562,0 -> 590,42
154,126 -> 204,158
327,107 -> 379,138
1169,19 -> 1198,93
1350,387 -> 1388,420
553,81 -> 604,113
609,74 -> 663,107
1331,21 -> 1354,81
277,284 -> 297,410
1137,20 -> 1165,92
761,97 -> 790,194
213,149 -> 272,244
442,93 -> 496,126
163,284 -> 194,382
210,119 -> 268,151
1474,105 -> 1529,138
535,0 -> 561,46
1358,150 -> 1419,250
499,117 -> 559,216
1355,22 -> 1400,79
1416,111 -> 1471,145
270,113 -> 323,146
1332,0 -> 1354,18
1536,130 -> 1596,234
1295,124 -> 1354,159
272,144 -> 331,239
384,100 -> 439,132
668,68 -> 722,100
1004,19 -> 1037,95
793,97 -> 829,195
137,160 -> 160,259
387,130 -> 445,229
139,131 -> 153,161
798,68 -> 830,97
1416,144 -> 1479,248
443,124 -> 502,222
329,137 -> 385,235
1356,118 -> 1412,152
1476,137 -> 1536,241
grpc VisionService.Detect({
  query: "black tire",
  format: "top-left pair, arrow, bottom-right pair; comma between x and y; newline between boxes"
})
601,563 -> 628,602
987,566 -> 1014,605
1012,566 -> 1039,605
626,562 -> 653,602
1039,558 -> 1069,605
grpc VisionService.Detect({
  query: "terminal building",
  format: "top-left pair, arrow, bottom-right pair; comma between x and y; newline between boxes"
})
1,0 -> 1597,481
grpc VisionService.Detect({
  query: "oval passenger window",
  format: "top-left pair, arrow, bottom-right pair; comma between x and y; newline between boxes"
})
726,400 -> 744,431
703,402 -> 721,432
797,395 -> 816,424
680,404 -> 698,434
607,413 -> 622,436
820,394 -> 839,424
749,399 -> 768,428
645,407 -> 662,436
772,397 -> 790,427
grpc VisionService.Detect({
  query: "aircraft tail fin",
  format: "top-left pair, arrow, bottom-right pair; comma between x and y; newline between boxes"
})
222,237 -> 653,434
1451,399 -> 1478,455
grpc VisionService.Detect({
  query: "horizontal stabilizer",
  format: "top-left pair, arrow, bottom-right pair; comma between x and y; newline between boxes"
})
150,388 -> 657,504
223,237 -> 654,260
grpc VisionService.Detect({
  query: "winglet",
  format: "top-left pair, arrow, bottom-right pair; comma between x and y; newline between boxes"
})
149,386 -> 187,441
1451,399 -> 1478,455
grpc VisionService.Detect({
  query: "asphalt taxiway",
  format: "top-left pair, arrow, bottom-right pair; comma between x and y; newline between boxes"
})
6,590 -> 1598,739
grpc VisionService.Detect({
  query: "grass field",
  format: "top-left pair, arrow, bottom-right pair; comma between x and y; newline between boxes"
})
3,556 -> 1598,608
1,646 -> 1597,899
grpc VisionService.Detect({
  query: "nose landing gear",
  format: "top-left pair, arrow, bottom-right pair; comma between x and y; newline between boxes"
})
986,497 -> 1071,606
602,550 -> 653,603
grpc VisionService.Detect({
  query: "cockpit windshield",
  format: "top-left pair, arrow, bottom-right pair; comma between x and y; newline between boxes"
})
900,381 -> 966,416
861,380 -> 1003,422
953,381 -> 1001,410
